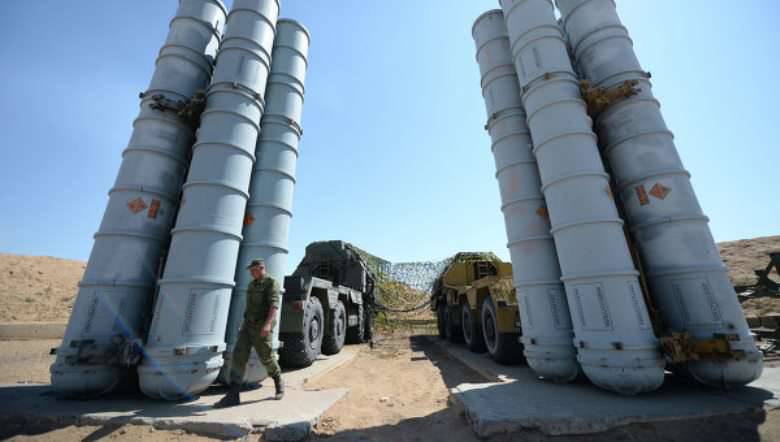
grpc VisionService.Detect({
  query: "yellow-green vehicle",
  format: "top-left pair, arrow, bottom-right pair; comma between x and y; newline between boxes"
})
431,252 -> 523,364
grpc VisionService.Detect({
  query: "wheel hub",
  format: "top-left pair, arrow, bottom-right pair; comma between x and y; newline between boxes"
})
485,312 -> 496,345
337,311 -> 345,335
309,318 -> 320,347
463,307 -> 472,341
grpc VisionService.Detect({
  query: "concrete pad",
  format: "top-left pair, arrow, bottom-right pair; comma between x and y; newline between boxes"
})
0,322 -> 65,340
0,346 -> 358,441
431,337 -> 778,437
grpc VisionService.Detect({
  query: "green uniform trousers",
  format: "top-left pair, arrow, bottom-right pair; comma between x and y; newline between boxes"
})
229,323 -> 281,384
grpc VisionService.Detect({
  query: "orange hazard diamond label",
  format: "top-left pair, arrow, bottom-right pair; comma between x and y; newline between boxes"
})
147,199 -> 161,219
635,185 -> 649,206
244,213 -> 255,226
127,197 -> 147,214
649,183 -> 671,200
536,206 -> 550,222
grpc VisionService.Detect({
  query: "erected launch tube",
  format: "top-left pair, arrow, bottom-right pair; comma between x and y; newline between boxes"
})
556,0 -> 762,387
139,0 -> 279,400
221,19 -> 311,385
51,0 -> 227,397
500,0 -> 665,394
472,10 -> 579,382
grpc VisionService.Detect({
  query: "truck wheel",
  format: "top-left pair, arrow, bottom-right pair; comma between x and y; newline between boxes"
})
345,303 -> 365,344
322,300 -> 347,355
446,305 -> 464,343
436,302 -> 447,339
481,296 -> 522,364
462,302 -> 486,353
279,296 -> 324,368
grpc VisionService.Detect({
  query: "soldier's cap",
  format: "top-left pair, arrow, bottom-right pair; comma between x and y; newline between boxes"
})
246,258 -> 265,269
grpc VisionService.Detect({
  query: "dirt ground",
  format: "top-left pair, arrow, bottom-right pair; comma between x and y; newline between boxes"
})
307,334 -> 780,442
0,253 -> 83,322
2,424 -> 212,442
742,297 -> 780,317
3,333 -> 780,442
720,235 -> 780,288
0,339 -> 59,384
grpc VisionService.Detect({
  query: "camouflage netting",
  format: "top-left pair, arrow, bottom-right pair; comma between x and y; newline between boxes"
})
388,260 -> 451,292
347,244 -> 437,333
351,245 -> 452,293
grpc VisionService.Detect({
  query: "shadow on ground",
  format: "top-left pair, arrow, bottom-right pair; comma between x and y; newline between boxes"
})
0,334 -> 774,441
0,385 -> 226,440
314,334 -> 771,442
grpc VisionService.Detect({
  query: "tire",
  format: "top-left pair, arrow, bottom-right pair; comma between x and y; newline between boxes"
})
322,300 -> 347,355
481,296 -> 523,365
345,302 -> 365,344
279,296 -> 324,368
445,305 -> 463,343
436,302 -> 447,339
462,302 -> 486,353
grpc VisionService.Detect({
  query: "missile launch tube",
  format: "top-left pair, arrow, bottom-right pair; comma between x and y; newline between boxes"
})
556,0 -> 762,387
472,10 -> 579,382
50,0 -> 227,398
139,0 -> 280,400
221,19 -> 311,385
500,0 -> 665,395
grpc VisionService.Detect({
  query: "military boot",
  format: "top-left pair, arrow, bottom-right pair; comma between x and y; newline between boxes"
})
272,374 -> 285,400
213,383 -> 241,408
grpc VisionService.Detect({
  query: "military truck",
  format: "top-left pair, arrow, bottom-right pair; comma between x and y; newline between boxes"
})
431,252 -> 523,364
278,241 -> 375,367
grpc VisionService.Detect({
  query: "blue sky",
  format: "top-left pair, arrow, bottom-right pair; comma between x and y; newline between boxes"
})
0,1 -> 777,271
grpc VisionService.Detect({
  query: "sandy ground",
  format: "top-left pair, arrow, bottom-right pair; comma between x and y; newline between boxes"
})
742,298 -> 780,317
307,335 -> 481,441
2,424 -> 213,442
0,253 -> 84,322
0,339 -> 58,384
2,334 -> 780,441
307,334 -> 780,442
720,235 -> 780,287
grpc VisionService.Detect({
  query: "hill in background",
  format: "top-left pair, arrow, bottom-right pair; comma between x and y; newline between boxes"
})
0,254 -> 84,322
1,235 -> 777,323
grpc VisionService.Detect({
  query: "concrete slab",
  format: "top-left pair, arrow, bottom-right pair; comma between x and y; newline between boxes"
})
431,337 -> 778,438
0,346 -> 358,441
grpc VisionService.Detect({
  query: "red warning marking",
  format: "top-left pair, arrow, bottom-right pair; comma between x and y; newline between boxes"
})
244,213 -> 255,226
635,185 -> 649,206
148,199 -> 161,219
536,206 -> 550,222
649,183 -> 671,200
127,197 -> 147,214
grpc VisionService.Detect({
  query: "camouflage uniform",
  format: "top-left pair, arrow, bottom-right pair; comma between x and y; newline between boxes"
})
229,276 -> 282,383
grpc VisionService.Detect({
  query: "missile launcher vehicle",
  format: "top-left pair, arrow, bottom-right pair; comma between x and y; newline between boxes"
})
431,252 -> 523,364
278,241 -> 376,367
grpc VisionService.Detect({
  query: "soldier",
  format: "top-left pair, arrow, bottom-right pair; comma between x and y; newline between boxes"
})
214,258 -> 284,408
